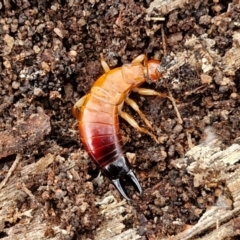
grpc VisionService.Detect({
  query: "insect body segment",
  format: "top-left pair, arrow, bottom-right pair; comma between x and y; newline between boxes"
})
73,54 -> 164,200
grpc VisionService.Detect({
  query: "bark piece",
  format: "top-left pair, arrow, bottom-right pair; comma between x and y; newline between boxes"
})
0,112 -> 51,159
146,0 -> 196,16
162,139 -> 240,240
0,154 -> 55,239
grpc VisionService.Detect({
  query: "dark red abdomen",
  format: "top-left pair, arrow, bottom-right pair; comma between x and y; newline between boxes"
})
79,94 -> 124,168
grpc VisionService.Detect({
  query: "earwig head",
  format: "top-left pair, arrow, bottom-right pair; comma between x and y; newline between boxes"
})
146,59 -> 162,81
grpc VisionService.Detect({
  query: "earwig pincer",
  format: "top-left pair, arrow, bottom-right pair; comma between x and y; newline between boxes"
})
73,54 -> 168,200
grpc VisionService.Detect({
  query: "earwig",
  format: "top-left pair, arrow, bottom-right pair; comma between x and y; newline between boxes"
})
73,54 -> 169,200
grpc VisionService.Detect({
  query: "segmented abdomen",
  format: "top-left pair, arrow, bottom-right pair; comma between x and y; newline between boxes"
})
79,64 -> 144,168
79,94 -> 123,168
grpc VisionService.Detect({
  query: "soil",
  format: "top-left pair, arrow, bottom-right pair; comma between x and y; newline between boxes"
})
0,0 -> 240,239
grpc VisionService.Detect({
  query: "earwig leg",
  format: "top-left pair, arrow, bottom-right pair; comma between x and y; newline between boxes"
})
131,54 -> 149,76
118,109 -> 159,143
133,87 -> 168,98
131,54 -> 148,66
125,97 -> 153,130
72,95 -> 87,119
100,53 -> 110,73
168,92 -> 183,124
133,88 -> 183,124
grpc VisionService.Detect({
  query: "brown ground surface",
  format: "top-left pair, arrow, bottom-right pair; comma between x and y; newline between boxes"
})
0,0 -> 240,239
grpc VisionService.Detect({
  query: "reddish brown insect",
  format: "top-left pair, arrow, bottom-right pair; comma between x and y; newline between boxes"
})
73,54 -> 167,200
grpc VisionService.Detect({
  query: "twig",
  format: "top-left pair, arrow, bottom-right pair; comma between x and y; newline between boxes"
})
145,16 -> 165,21
0,154 -> 21,190
21,182 -> 36,199
161,25 -> 167,56
186,131 -> 194,149
167,92 -> 183,124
